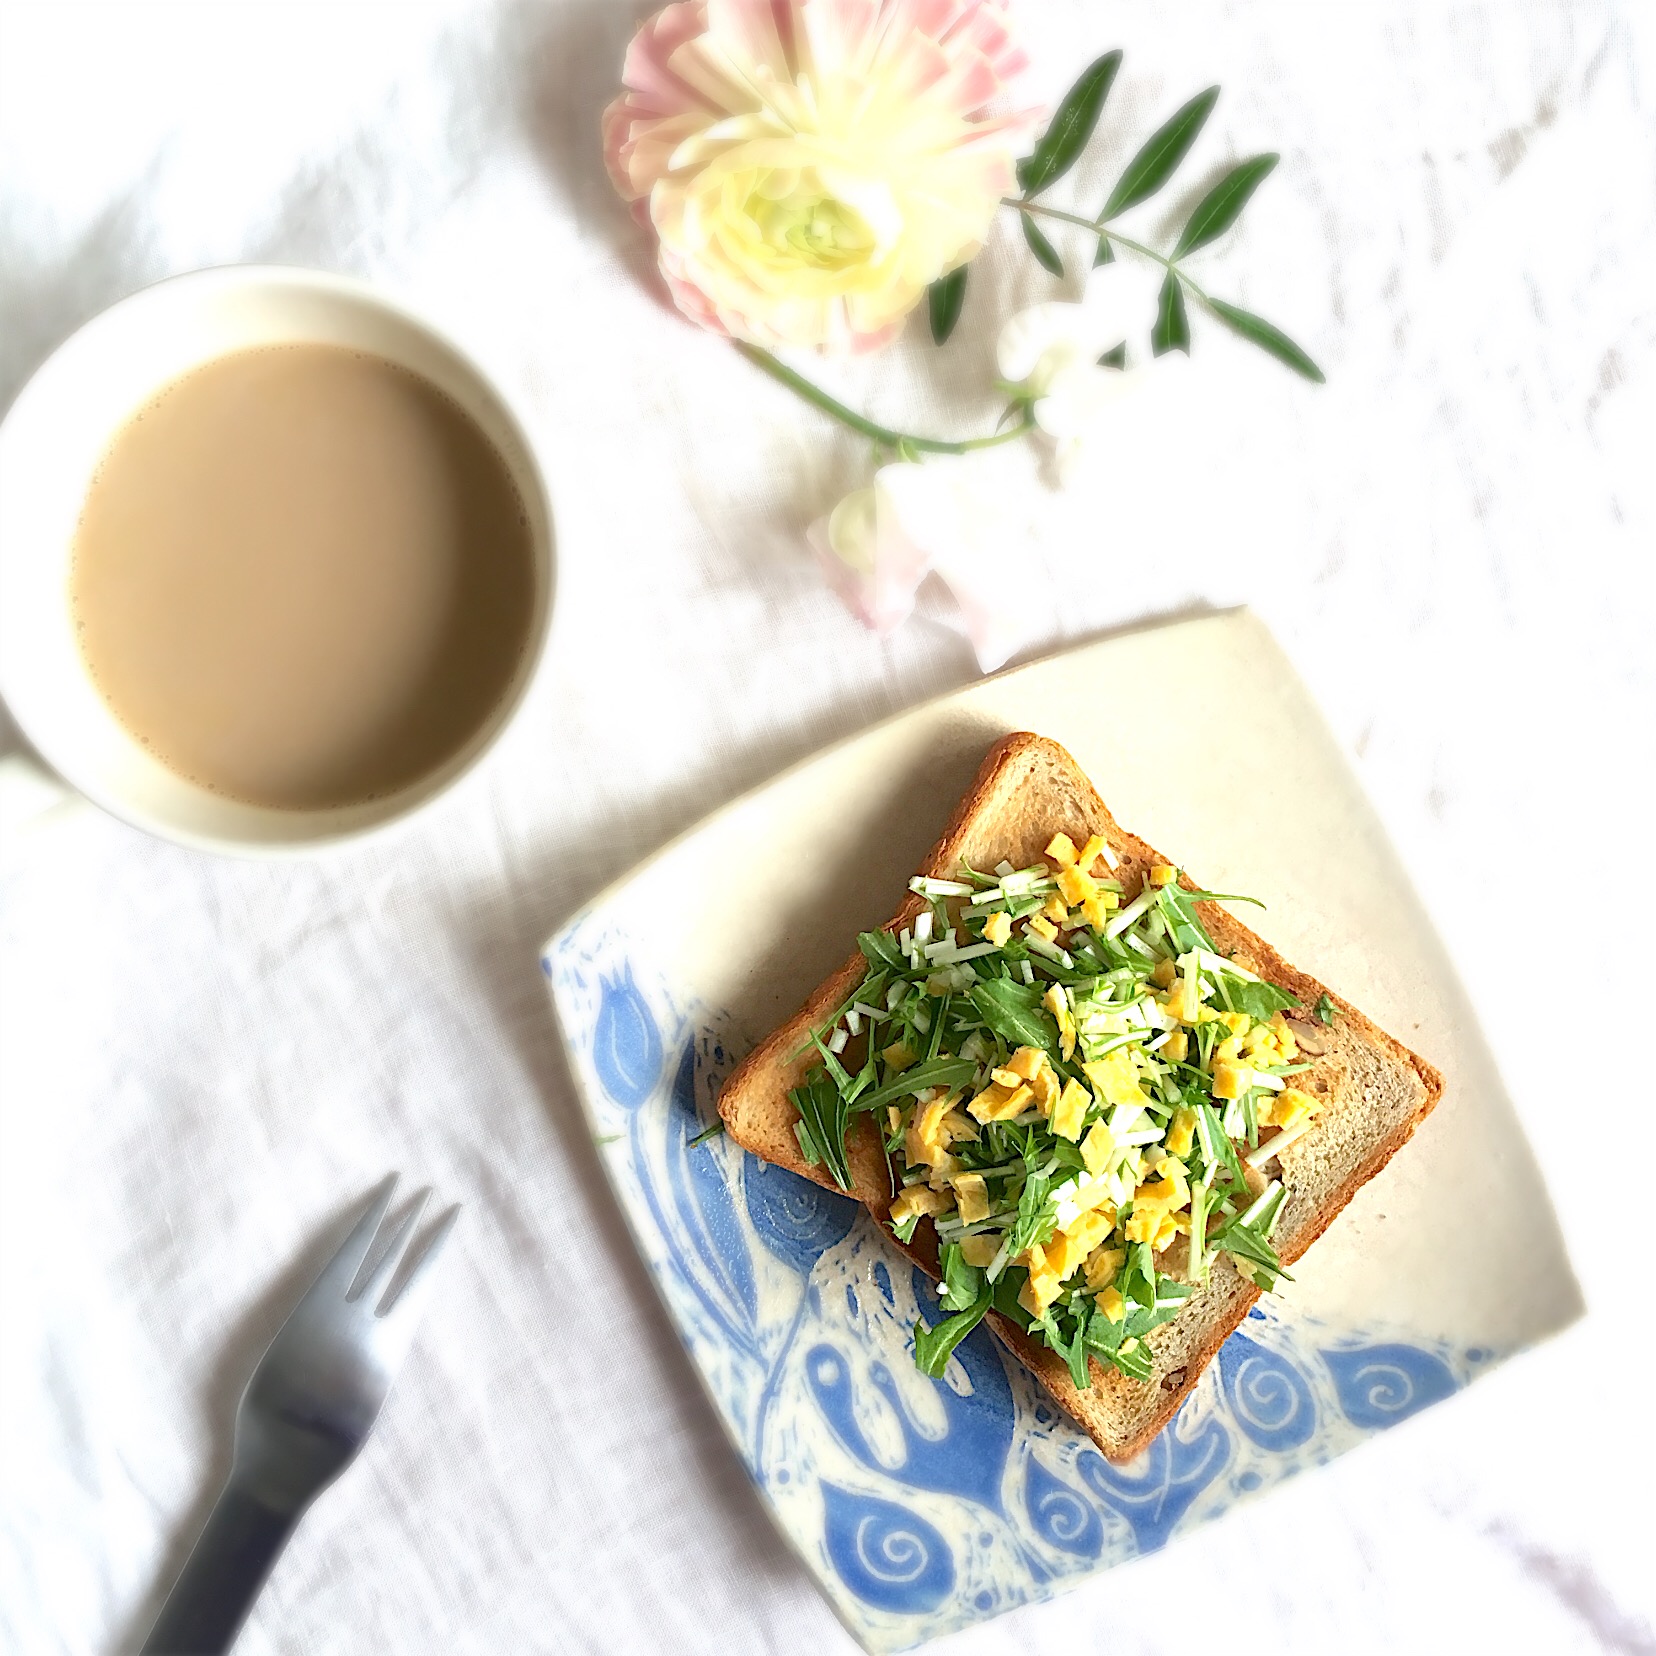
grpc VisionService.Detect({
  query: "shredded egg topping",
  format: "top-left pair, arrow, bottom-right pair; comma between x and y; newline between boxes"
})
788,832 -> 1330,1387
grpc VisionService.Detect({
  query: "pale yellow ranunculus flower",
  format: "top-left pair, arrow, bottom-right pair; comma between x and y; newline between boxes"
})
604,0 -> 1037,353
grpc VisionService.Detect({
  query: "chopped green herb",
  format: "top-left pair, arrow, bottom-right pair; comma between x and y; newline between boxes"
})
1199,1103 -> 1248,1187
786,841 -> 1318,1387
809,1031 -> 856,1095
925,993 -> 951,1061
1227,979 -> 1300,1021
913,1289 -> 992,1376
1315,992 -> 1338,1025
856,1056 -> 978,1112
1036,1299 -> 1093,1389
969,978 -> 1059,1051
939,1242 -> 985,1311
789,1069 -> 853,1190
858,929 -> 909,972
687,1121 -> 724,1148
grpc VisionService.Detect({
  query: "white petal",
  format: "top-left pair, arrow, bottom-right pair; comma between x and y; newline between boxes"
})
996,301 -> 1089,386
1034,363 -> 1135,438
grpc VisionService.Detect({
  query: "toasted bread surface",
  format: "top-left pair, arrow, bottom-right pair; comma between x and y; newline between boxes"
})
718,732 -> 1442,1461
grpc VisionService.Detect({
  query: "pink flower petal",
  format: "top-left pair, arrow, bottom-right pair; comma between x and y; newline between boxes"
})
621,3 -> 719,119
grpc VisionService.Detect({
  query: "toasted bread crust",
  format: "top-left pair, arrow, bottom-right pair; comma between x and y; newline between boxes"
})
718,732 -> 1443,1461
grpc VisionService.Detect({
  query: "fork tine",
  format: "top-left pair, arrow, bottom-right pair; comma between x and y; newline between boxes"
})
349,1187 -> 430,1308
310,1173 -> 399,1299
377,1203 -> 460,1320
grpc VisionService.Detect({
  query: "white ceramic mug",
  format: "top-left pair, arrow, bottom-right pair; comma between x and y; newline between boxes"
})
0,266 -> 555,855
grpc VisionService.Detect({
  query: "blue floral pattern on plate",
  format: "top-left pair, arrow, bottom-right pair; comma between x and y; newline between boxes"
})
544,923 -> 1501,1652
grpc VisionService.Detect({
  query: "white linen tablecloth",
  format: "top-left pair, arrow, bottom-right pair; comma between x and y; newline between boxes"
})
2,3 -> 1652,1652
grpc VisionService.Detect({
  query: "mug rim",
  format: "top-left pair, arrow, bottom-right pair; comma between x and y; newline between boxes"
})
0,263 -> 556,858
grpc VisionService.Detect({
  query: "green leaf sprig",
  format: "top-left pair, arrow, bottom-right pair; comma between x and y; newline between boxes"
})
1003,67 -> 1323,382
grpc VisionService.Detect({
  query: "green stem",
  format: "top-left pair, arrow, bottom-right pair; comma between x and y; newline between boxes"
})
735,341 -> 1032,455
1002,198 -> 1215,307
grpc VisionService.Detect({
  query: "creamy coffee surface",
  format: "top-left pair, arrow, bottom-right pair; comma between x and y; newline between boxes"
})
71,344 -> 535,809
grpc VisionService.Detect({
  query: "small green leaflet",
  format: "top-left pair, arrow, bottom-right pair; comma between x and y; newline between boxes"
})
1081,1300 -> 1158,1378
1182,887 -> 1265,906
891,1208 -> 922,1243
969,979 -> 1058,1051
1155,882 -> 1217,954
1037,1302 -> 1092,1390
1152,270 -> 1190,356
1102,85 -> 1220,219
913,1288 -> 992,1377
1049,1137 -> 1088,1175
1120,1241 -> 1157,1310
790,1069 -> 852,1190
1216,1218 -> 1291,1284
1003,1148 -> 1060,1261
1199,1102 -> 1248,1186
1098,342 -> 1127,369
809,1030 -> 855,1095
687,1121 -> 724,1148
1227,979 -> 1300,1021
1173,154 -> 1279,257
1101,1337 -> 1154,1381
794,1116 -> 821,1164
1315,992 -> 1338,1025
925,991 -> 950,1061
1207,298 -> 1326,383
1087,1303 -> 1124,1353
858,929 -> 908,971
790,967 -> 888,1061
1021,213 -> 1063,276
927,265 -> 967,345
939,1242 -> 985,1311
991,1269 -> 1033,1328
855,1055 -> 978,1112
1125,1280 -> 1196,1340
1158,882 -> 1265,955
1016,50 -> 1123,196
1094,233 -> 1114,266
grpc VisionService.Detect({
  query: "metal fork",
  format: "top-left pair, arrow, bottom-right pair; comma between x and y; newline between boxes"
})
141,1176 -> 459,1655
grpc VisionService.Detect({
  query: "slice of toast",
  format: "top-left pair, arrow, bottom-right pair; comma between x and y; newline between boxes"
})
718,732 -> 1443,1462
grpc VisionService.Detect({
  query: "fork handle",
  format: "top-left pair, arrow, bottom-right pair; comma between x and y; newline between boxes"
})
140,1481 -> 302,1654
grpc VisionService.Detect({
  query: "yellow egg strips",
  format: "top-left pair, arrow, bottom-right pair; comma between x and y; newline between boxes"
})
875,828 -> 1315,1358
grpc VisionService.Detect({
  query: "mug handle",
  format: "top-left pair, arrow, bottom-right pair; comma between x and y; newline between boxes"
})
0,752 -> 86,842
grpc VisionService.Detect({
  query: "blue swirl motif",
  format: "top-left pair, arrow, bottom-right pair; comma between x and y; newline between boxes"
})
1023,1459 -> 1104,1560
803,1323 -> 1012,1515
660,1040 -> 757,1331
1077,1411 -> 1232,1553
1218,1330 -> 1318,1452
820,1483 -> 955,1614
592,966 -> 662,1108
744,1157 -> 858,1275
1320,1341 -> 1458,1429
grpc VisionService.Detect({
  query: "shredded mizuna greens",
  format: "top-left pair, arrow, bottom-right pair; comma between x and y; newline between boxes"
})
785,837 -> 1327,1385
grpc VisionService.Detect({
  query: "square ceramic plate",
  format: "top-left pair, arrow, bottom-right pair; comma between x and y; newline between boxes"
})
541,610 -> 1580,1652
